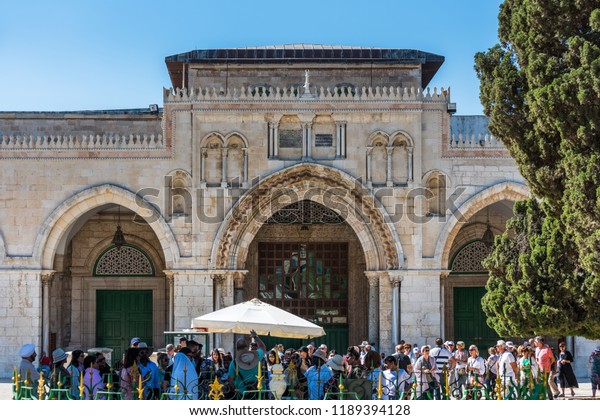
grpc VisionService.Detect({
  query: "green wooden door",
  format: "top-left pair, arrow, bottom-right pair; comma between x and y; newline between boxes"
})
453,287 -> 499,351
96,290 -> 153,367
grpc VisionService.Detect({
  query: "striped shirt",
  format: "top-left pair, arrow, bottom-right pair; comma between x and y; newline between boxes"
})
430,346 -> 453,370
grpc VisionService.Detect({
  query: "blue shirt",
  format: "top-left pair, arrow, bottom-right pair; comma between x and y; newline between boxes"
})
304,365 -> 333,400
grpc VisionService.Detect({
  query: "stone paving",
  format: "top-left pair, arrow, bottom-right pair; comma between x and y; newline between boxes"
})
0,378 -> 596,401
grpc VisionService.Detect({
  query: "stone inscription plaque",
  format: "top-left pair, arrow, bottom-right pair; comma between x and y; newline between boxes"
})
315,134 -> 333,147
279,130 -> 302,148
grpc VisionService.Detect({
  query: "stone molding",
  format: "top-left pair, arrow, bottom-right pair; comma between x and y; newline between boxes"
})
211,163 -> 402,271
434,181 -> 530,268
33,184 -> 180,270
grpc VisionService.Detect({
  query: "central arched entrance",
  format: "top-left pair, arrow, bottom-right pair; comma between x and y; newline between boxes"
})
245,200 -> 367,351
211,163 -> 402,351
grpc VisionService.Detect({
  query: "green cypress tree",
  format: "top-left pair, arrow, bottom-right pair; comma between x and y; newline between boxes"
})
475,0 -> 600,338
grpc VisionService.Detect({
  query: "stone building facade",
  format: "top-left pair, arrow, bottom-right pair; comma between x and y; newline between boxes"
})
0,45 -> 594,379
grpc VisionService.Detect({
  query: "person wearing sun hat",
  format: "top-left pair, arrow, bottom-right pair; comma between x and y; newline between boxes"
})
589,345 -> 600,398
49,348 -> 71,389
304,348 -> 333,400
227,329 -> 266,393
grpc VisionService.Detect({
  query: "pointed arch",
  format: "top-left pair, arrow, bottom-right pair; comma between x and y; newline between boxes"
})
368,130 -> 389,146
33,184 -> 180,269
434,181 -> 530,268
389,130 -> 414,148
224,132 -> 249,148
211,163 -> 403,271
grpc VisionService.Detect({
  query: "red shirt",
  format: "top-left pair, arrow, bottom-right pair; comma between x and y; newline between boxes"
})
537,346 -> 554,372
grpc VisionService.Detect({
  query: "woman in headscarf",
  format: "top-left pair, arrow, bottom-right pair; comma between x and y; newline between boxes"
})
169,349 -> 199,399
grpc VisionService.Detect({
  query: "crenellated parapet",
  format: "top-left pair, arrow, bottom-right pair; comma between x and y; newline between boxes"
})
449,133 -> 506,149
164,85 -> 450,103
0,133 -> 163,150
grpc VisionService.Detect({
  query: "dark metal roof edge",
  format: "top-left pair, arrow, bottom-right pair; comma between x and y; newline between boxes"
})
165,48 -> 444,64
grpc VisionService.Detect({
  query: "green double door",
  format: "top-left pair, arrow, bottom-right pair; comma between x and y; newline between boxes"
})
96,290 -> 153,366
453,287 -> 499,352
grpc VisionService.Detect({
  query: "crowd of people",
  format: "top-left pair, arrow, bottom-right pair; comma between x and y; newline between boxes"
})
16,334 -> 600,400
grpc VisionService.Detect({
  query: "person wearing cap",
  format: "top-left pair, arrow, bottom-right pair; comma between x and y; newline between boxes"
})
137,343 -> 160,399
49,348 -> 71,390
304,348 -> 333,400
496,340 -> 518,397
228,329 -> 266,394
588,345 -> 600,398
18,343 -> 40,383
429,338 -> 454,399
533,336 -> 559,399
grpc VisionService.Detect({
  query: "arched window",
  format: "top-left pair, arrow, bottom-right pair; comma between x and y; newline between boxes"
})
426,172 -> 447,216
93,245 -> 155,276
450,240 -> 489,273
226,135 -> 246,186
166,171 -> 191,219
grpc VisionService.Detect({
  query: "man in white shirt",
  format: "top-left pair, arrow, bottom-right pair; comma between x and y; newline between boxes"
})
496,340 -> 518,397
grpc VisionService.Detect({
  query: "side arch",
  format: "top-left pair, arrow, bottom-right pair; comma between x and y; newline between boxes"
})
434,181 -> 530,268
389,130 -> 414,148
33,184 -> 180,270
224,132 -> 249,148
210,163 -> 403,271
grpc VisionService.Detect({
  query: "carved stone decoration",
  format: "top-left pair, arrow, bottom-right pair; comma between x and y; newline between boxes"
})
451,241 -> 489,272
214,163 -> 400,271
94,245 -> 154,276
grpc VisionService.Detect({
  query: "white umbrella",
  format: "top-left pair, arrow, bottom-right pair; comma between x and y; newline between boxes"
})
191,298 -> 325,339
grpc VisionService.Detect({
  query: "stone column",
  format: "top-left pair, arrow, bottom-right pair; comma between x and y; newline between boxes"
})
365,271 -> 380,347
386,146 -> 394,187
366,147 -> 373,188
306,123 -> 312,159
166,273 -> 175,331
41,272 -> 54,356
242,147 -> 249,188
341,122 -> 347,158
407,146 -> 414,182
212,274 -> 226,349
336,123 -> 342,157
273,123 -> 279,158
200,148 -> 207,187
389,274 -> 402,346
268,122 -> 274,158
221,148 -> 228,188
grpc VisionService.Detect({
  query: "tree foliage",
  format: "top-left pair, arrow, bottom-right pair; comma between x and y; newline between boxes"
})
475,0 -> 600,338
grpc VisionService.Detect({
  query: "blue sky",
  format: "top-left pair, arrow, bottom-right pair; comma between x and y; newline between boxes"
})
0,0 -> 503,114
